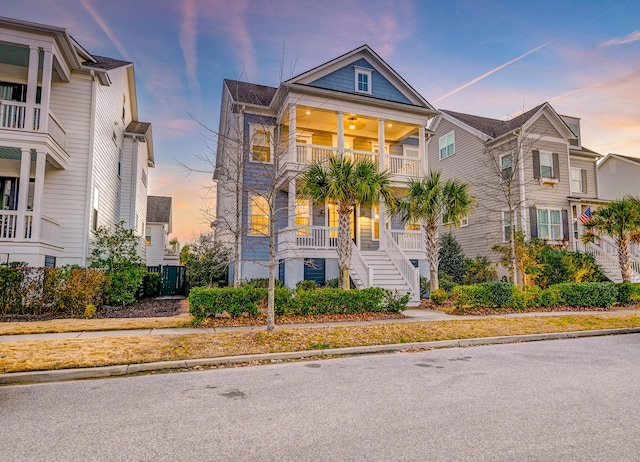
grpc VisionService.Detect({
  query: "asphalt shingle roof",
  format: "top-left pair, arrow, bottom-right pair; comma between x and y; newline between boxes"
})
125,121 -> 151,135
84,55 -> 131,71
146,196 -> 172,224
224,79 -> 277,107
442,103 -> 546,138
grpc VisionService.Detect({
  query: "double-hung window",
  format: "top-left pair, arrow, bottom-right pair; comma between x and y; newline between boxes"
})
540,152 -> 554,178
439,131 -> 455,160
501,153 -> 513,180
249,124 -> 274,163
537,208 -> 562,240
249,195 -> 269,235
502,211 -> 511,242
354,67 -> 372,94
571,168 -> 586,193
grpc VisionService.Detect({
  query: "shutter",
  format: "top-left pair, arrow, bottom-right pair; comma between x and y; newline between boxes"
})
562,209 -> 569,241
581,169 -> 588,194
532,150 -> 540,179
529,207 -> 538,238
552,153 -> 560,179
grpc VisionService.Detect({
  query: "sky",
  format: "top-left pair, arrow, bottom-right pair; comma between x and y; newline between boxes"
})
3,0 -> 640,243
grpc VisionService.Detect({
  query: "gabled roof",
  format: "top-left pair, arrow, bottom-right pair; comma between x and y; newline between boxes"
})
147,196 -> 172,226
599,153 -> 640,167
223,79 -> 277,107
125,121 -> 154,167
85,55 -> 132,71
442,103 -> 546,138
284,44 -> 435,111
125,121 -> 151,136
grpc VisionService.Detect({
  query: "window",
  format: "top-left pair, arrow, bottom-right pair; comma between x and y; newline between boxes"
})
249,124 -> 274,163
403,145 -> 419,158
372,206 -> 380,240
249,195 -> 269,235
354,67 -> 372,94
295,198 -> 310,236
328,202 -> 354,239
500,153 -> 513,180
442,214 -> 468,227
371,142 -> 390,154
0,177 -> 18,210
502,211 -> 511,242
540,152 -> 554,178
571,168 -> 586,193
568,123 -> 579,147
91,187 -> 100,231
118,148 -> 123,178
439,131 -> 455,159
537,208 -> 562,240
141,168 -> 147,187
145,228 -> 152,245
44,255 -> 56,268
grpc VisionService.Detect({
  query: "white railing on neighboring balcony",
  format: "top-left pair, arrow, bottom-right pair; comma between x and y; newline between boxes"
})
0,211 -> 18,239
48,113 -> 66,149
350,241 -> 373,289
384,229 -> 420,301
295,226 -> 338,248
387,155 -> 420,176
1,100 -> 27,129
344,149 -> 378,167
296,143 -> 337,164
389,230 -> 423,251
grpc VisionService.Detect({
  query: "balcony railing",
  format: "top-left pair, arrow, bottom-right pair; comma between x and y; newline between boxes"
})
278,226 -> 339,251
387,155 -> 420,176
1,100 -> 27,129
0,210 -> 60,245
0,211 -> 18,239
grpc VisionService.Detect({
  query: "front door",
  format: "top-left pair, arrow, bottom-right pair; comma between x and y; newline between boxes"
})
327,202 -> 357,245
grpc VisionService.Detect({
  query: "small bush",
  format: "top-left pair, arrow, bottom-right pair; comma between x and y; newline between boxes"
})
463,256 -> 498,285
550,282 -> 617,308
296,280 -> 318,291
616,283 -> 640,306
453,281 -> 514,309
143,271 -> 162,298
419,276 -> 430,298
241,278 -> 284,288
439,277 -> 458,294
430,288 -> 448,305
188,286 -> 263,319
84,304 -> 97,319
382,290 -> 411,313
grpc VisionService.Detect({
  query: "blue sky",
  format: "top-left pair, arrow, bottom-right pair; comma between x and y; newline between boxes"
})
3,0 -> 640,242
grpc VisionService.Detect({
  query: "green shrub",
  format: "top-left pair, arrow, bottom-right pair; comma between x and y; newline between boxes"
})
439,278 -> 458,293
324,277 -> 356,289
0,264 -> 26,315
241,278 -> 284,288
188,286 -> 264,319
419,276 -> 430,298
453,281 -> 514,309
463,256 -> 498,285
439,233 -> 466,284
550,282 -> 617,308
143,271 -> 162,298
57,268 -> 107,316
430,288 -> 448,305
296,280 -> 318,291
616,283 -> 640,306
382,290 -> 411,313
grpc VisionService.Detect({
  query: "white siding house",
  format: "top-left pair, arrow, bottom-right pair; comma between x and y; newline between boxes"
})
597,153 -> 640,200
145,195 -> 178,266
0,17 -> 153,267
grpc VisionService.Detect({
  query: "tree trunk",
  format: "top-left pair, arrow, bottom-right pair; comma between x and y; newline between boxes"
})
337,204 -> 353,290
618,237 -> 632,283
425,224 -> 439,293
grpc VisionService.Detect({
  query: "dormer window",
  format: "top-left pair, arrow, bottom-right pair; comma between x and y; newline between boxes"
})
354,67 -> 372,94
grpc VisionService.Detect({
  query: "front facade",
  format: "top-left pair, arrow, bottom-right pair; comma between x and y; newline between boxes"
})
0,17 -> 153,267
215,45 -> 438,300
145,195 -> 179,266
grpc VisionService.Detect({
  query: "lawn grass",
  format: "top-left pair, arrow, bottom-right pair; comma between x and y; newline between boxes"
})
2,313 -> 640,374
0,314 -> 194,335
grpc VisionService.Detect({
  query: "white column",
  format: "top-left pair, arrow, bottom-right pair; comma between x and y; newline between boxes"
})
31,151 -> 47,240
288,178 -> 296,229
378,119 -> 386,172
288,104 -> 296,163
419,126 -> 427,175
25,46 -> 39,130
337,112 -> 344,156
39,49 -> 54,132
16,149 -> 31,240
379,198 -> 386,250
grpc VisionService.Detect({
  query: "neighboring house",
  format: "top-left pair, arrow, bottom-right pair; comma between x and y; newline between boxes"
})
145,195 -> 178,266
597,153 -> 640,200
427,103 -> 615,277
0,17 -> 154,267
214,45 -> 438,301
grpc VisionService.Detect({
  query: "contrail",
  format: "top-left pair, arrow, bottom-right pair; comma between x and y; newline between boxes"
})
79,0 -> 132,61
433,42 -> 551,103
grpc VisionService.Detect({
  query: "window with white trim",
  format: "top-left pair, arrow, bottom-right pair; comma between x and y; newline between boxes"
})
540,151 -> 554,178
439,131 -> 455,159
249,195 -> 270,235
295,198 -> 311,236
249,124 -> 274,163
372,205 -> 380,241
91,186 -> 100,231
502,210 -> 511,242
371,142 -> 390,154
571,167 -> 584,193
500,153 -> 513,181
537,208 -> 562,240
442,215 -> 468,227
354,67 -> 372,94
403,145 -> 419,158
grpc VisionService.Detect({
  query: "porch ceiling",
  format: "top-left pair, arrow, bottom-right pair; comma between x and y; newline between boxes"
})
0,42 -> 30,67
0,147 -> 37,161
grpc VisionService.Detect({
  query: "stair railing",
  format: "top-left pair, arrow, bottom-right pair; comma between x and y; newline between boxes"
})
383,229 -> 420,301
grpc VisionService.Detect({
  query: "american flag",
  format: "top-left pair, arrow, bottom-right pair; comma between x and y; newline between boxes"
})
579,206 -> 591,224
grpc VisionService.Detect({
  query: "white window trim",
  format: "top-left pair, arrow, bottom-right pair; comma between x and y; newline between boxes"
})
500,152 -> 513,181
502,210 -> 511,242
371,206 -> 380,241
295,198 -> 312,227
536,207 -> 562,241
331,134 -> 354,150
570,167 -> 584,194
439,131 -> 455,160
371,142 -> 390,154
248,194 -> 270,236
354,66 -> 373,95
442,215 -> 469,227
539,150 -> 554,179
248,123 -> 275,164
403,145 -> 419,158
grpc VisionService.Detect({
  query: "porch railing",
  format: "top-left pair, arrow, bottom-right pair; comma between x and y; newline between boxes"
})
389,230 -> 423,251
350,241 -> 373,289
278,226 -> 339,251
296,144 -> 337,164
0,211 -> 60,245
1,100 -> 27,129
0,211 -> 18,239
387,155 -> 420,176
384,229 -> 420,302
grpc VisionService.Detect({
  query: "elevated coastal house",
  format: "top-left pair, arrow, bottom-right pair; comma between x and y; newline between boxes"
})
145,195 -> 178,266
214,45 -> 438,301
427,103 -> 638,282
0,17 -> 154,267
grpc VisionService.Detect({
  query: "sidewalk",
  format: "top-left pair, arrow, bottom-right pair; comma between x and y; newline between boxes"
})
1,308 -> 639,343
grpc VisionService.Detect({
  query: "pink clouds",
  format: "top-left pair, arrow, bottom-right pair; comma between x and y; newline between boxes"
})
599,30 -> 640,48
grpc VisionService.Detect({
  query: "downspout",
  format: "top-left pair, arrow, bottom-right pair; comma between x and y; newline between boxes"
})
81,70 -> 98,266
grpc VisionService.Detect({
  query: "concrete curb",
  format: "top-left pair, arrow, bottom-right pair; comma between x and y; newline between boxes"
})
3,327 -> 640,386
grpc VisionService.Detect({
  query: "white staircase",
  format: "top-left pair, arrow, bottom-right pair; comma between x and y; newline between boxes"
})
577,238 -> 640,283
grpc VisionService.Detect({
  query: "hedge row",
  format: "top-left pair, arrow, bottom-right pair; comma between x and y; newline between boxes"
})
452,281 -> 640,311
188,286 -> 409,320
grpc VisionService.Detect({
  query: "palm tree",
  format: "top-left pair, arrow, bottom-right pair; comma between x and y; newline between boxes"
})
582,196 -> 640,283
395,170 -> 473,293
299,155 -> 395,290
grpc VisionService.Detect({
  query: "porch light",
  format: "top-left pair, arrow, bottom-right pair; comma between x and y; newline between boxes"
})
305,110 -> 311,115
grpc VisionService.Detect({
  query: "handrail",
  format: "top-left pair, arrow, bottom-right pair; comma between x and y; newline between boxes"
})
591,235 -> 640,277
350,241 -> 373,289
388,230 -> 423,251
384,229 -> 420,301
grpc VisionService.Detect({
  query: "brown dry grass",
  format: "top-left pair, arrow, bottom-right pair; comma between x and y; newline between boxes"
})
0,313 -> 194,335
2,313 -> 640,373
